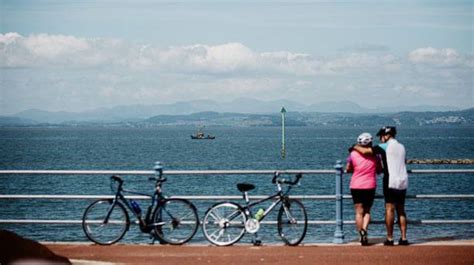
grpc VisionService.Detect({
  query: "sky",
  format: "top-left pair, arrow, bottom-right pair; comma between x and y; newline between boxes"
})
0,0 -> 473,114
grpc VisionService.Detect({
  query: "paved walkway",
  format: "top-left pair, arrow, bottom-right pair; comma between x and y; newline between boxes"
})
46,241 -> 474,265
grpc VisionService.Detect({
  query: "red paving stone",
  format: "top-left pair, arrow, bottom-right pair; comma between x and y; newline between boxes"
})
46,243 -> 474,265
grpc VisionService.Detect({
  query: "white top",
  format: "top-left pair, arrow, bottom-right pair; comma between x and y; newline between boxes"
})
386,138 -> 408,190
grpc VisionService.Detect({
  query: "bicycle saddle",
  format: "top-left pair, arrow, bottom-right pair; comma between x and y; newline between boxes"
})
237,183 -> 255,192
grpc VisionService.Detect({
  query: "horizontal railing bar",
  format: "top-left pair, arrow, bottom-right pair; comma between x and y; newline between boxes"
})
1,219 -> 473,225
412,194 -> 474,199
0,169 -> 473,176
408,169 -> 474,174
0,220 -> 83,224
0,170 -> 155,175
0,169 -> 336,175
1,194 -> 473,200
0,195 -> 335,200
0,195 -> 150,200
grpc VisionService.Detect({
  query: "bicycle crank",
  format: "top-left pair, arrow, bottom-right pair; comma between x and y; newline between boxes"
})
245,218 -> 260,234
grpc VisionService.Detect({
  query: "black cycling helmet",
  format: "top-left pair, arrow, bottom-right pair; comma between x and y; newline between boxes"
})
376,126 -> 397,137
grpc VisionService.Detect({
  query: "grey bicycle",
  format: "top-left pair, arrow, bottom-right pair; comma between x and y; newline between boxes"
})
202,172 -> 307,246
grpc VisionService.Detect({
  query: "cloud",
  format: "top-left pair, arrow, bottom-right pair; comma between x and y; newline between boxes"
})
408,47 -> 472,67
1,32 -> 472,113
1,32 -> 409,76
0,32 -> 130,67
154,43 -> 258,74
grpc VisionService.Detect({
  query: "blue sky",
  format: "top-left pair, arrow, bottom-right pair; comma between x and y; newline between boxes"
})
1,0 -> 473,114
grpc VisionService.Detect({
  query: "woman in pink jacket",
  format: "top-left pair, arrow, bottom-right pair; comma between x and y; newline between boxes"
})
346,133 -> 381,246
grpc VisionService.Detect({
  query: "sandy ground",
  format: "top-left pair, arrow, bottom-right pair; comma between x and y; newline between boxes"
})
46,241 -> 474,265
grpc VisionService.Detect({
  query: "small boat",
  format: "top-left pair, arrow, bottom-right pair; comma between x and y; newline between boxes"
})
191,128 -> 215,140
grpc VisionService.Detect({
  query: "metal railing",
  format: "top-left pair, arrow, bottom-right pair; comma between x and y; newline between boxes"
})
1,161 -> 473,244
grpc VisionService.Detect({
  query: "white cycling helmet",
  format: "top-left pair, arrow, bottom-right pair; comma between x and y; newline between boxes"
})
357,132 -> 373,146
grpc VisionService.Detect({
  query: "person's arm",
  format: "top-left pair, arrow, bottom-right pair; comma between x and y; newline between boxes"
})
348,144 -> 355,153
345,162 -> 354,173
376,155 -> 383,174
345,155 -> 354,173
353,144 -> 374,155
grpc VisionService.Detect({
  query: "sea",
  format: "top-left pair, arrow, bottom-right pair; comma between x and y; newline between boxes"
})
0,126 -> 473,244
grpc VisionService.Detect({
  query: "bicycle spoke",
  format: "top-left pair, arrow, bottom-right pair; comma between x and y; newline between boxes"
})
82,200 -> 129,245
277,199 -> 307,246
209,228 -> 225,241
202,203 -> 246,246
153,199 -> 199,245
210,208 -> 225,222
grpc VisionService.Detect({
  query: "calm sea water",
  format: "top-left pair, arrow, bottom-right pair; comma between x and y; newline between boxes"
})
0,126 -> 473,244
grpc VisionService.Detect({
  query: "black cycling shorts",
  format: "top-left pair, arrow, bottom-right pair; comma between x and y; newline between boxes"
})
350,189 -> 376,208
384,188 -> 407,204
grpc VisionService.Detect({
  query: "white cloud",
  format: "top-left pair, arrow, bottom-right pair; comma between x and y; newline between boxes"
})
23,34 -> 90,58
408,47 -> 470,66
1,33 -> 472,113
155,43 -> 258,74
1,32 -> 410,76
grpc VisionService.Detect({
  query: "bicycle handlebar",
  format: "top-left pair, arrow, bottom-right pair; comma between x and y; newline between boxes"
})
272,172 -> 303,185
111,175 -> 123,184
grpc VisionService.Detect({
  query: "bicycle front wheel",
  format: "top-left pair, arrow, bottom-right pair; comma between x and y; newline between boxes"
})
82,199 -> 130,245
153,198 -> 199,245
202,202 -> 246,246
277,199 -> 308,246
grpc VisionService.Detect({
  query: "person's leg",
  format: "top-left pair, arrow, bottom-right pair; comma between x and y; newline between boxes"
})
355,203 -> 368,246
385,202 -> 395,240
362,206 -> 371,231
354,203 -> 364,232
362,189 -> 375,233
396,203 -> 407,240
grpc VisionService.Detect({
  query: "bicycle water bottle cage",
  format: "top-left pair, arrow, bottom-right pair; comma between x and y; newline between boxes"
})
237,183 -> 255,192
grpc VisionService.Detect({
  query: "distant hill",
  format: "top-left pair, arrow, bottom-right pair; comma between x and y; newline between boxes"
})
2,98 -> 471,127
144,111 -> 307,126
141,108 -> 474,127
8,99 -> 463,124
0,116 -> 36,126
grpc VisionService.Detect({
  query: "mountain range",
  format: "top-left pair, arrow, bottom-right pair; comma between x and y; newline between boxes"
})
1,98 -> 463,125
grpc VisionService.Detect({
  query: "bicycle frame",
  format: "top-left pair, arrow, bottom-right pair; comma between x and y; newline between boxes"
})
105,178 -> 167,233
227,180 -> 295,224
245,188 -> 290,222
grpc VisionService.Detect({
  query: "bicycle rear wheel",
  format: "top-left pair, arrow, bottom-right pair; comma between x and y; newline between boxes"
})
202,202 -> 246,246
153,198 -> 199,245
277,199 -> 307,246
82,199 -> 130,245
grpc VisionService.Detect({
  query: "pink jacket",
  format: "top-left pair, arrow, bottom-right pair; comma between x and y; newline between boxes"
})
347,151 -> 378,189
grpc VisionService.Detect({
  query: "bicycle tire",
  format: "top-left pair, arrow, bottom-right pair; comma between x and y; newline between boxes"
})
202,202 -> 246,246
82,199 -> 130,245
152,198 -> 199,245
277,198 -> 307,246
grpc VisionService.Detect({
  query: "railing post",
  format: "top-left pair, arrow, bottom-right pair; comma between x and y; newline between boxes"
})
154,161 -> 163,177
333,160 -> 345,244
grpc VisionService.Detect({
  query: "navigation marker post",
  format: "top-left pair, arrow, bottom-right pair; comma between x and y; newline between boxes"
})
281,107 -> 286,159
